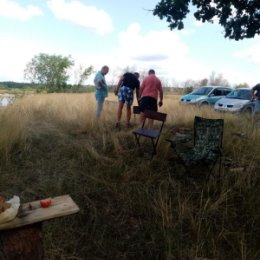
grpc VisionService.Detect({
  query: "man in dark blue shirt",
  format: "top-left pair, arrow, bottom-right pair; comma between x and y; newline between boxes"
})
114,72 -> 140,128
252,83 -> 260,114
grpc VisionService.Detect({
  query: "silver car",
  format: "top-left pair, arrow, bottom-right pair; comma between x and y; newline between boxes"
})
214,88 -> 255,113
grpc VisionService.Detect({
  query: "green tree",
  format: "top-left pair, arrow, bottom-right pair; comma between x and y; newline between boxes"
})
184,86 -> 193,94
153,0 -> 260,40
74,65 -> 94,86
24,53 -> 74,91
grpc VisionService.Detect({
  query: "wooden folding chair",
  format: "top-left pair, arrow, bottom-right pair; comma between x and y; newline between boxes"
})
133,110 -> 167,158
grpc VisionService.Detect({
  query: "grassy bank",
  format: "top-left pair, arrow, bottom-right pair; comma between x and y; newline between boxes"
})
0,93 -> 259,259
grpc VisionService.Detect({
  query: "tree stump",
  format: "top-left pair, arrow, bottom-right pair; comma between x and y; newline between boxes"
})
0,223 -> 43,260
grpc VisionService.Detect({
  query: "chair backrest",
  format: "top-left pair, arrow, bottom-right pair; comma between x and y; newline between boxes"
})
142,110 -> 167,136
193,116 -> 224,151
133,106 -> 141,114
144,110 -> 167,122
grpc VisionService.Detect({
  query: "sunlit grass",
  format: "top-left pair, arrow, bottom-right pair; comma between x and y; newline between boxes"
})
0,92 -> 259,259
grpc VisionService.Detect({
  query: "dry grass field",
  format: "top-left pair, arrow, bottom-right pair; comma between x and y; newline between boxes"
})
0,93 -> 259,260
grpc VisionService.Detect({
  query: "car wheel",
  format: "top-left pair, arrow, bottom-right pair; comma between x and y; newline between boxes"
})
242,107 -> 253,120
243,107 -> 252,114
200,102 -> 209,107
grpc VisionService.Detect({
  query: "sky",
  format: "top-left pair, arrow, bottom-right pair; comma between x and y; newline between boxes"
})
0,0 -> 259,87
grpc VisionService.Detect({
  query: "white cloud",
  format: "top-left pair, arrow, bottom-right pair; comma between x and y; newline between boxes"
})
117,23 -> 189,62
233,44 -> 260,65
0,36 -> 38,81
107,23 -> 211,83
0,0 -> 43,20
75,23 -> 214,85
0,35 -> 72,82
47,0 -> 113,35
71,24 -> 211,87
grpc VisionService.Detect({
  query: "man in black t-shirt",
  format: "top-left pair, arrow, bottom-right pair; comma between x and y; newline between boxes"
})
252,83 -> 260,114
114,72 -> 140,128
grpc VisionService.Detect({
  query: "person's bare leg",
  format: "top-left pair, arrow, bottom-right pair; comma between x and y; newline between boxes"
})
126,105 -> 131,127
116,102 -> 124,126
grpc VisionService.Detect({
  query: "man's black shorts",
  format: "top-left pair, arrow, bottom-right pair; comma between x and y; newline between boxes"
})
139,96 -> 158,112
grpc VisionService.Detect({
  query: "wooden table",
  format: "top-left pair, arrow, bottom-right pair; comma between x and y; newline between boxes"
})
0,195 -> 80,260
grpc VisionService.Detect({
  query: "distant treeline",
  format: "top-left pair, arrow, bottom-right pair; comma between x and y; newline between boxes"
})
0,81 -> 34,89
0,81 -> 185,95
0,81 -> 95,93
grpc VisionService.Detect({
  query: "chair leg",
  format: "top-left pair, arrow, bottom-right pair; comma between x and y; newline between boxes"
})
134,134 -> 141,147
207,157 -> 222,180
150,138 -> 157,156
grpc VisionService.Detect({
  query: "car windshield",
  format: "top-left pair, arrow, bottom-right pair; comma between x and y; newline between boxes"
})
191,87 -> 213,95
226,89 -> 251,100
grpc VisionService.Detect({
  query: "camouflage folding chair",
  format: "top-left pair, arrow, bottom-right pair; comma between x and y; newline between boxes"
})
168,116 -> 224,178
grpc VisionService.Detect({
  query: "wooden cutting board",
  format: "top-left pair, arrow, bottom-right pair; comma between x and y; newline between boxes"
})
0,194 -> 80,230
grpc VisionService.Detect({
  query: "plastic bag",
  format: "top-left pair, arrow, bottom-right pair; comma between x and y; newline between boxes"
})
0,195 -> 20,224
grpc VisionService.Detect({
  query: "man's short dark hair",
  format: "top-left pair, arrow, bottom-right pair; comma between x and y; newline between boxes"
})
134,72 -> 140,78
148,69 -> 155,74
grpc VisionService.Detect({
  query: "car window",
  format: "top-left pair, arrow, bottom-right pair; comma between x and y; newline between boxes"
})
238,90 -> 251,100
223,89 -> 232,95
212,89 -> 222,96
192,87 -> 213,95
226,89 -> 251,100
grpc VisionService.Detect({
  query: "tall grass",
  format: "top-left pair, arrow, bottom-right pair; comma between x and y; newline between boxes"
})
0,93 -> 259,260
